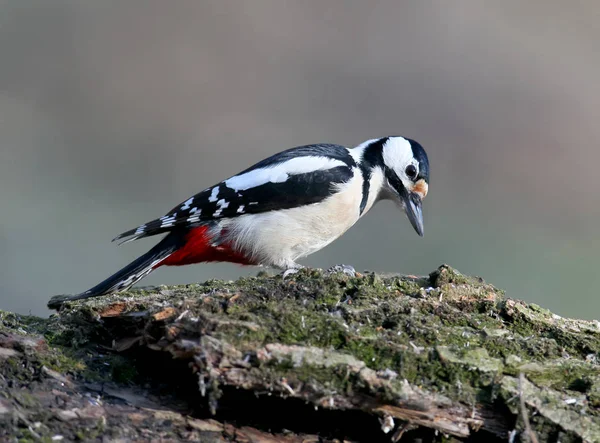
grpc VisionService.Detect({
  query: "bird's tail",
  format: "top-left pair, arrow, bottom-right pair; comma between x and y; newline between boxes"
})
47,232 -> 185,309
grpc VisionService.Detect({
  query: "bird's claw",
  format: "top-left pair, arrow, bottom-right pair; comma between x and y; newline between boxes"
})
282,266 -> 305,279
282,269 -> 299,279
326,264 -> 356,277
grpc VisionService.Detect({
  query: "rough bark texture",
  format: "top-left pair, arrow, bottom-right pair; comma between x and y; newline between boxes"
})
2,265 -> 600,442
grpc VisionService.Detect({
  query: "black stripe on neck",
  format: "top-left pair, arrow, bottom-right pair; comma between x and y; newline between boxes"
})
358,138 -> 386,215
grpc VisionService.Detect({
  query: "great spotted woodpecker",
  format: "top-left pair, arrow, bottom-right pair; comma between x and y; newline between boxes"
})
49,136 -> 429,308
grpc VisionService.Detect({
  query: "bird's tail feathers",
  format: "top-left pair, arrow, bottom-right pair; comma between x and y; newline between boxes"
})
47,232 -> 185,309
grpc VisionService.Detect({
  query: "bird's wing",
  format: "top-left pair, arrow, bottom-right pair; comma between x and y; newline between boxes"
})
113,144 -> 357,244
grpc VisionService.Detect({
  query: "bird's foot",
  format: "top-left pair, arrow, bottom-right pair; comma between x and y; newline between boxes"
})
325,264 -> 357,277
282,268 -> 299,279
281,265 -> 305,279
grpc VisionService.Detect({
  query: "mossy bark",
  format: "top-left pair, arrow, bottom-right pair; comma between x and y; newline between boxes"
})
2,265 -> 599,442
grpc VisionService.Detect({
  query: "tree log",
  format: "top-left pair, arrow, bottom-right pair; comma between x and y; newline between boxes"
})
1,265 -> 599,442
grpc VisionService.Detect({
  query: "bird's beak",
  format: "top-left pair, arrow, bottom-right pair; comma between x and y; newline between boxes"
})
402,191 -> 424,237
386,170 -> 427,237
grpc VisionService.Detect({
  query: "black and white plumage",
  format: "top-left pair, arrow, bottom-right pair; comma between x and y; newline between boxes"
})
114,144 -> 357,244
49,136 -> 430,308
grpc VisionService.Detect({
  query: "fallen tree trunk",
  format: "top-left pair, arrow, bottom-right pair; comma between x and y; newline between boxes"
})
2,265 -> 599,442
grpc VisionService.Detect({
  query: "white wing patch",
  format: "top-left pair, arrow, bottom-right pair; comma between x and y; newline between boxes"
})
213,199 -> 230,217
208,187 -> 220,202
160,213 -> 177,228
187,208 -> 202,223
224,156 -> 347,192
181,197 -> 194,210
237,205 -> 245,214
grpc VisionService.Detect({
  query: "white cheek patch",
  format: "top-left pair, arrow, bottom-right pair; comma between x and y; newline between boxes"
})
382,137 -> 413,172
382,137 -> 415,187
224,156 -> 347,192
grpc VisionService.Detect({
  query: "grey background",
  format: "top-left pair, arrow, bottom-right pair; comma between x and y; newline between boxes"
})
1,1 -> 598,319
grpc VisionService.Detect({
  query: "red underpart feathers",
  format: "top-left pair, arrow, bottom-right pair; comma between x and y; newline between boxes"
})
157,226 -> 253,267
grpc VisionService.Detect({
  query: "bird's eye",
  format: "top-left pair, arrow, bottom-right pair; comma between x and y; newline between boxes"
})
405,164 -> 417,179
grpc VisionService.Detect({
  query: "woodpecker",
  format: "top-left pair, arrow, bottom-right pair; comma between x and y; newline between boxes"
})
49,136 -> 429,308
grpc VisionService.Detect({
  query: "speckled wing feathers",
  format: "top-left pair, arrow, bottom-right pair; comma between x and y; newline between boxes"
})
113,144 -> 357,244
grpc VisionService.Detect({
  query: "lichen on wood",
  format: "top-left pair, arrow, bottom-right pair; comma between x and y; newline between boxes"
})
2,265 -> 599,441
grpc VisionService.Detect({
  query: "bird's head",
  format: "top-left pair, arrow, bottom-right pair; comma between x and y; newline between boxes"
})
380,136 -> 430,236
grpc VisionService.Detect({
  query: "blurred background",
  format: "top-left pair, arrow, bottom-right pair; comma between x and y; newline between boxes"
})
1,1 -> 598,319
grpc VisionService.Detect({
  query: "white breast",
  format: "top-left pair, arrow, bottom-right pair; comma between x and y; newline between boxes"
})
218,170 -> 364,269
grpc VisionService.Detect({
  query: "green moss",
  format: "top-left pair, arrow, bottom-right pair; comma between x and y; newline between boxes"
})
39,349 -> 86,374
28,264 -> 600,441
143,266 -> 593,407
517,360 -> 599,392
429,264 -> 471,286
